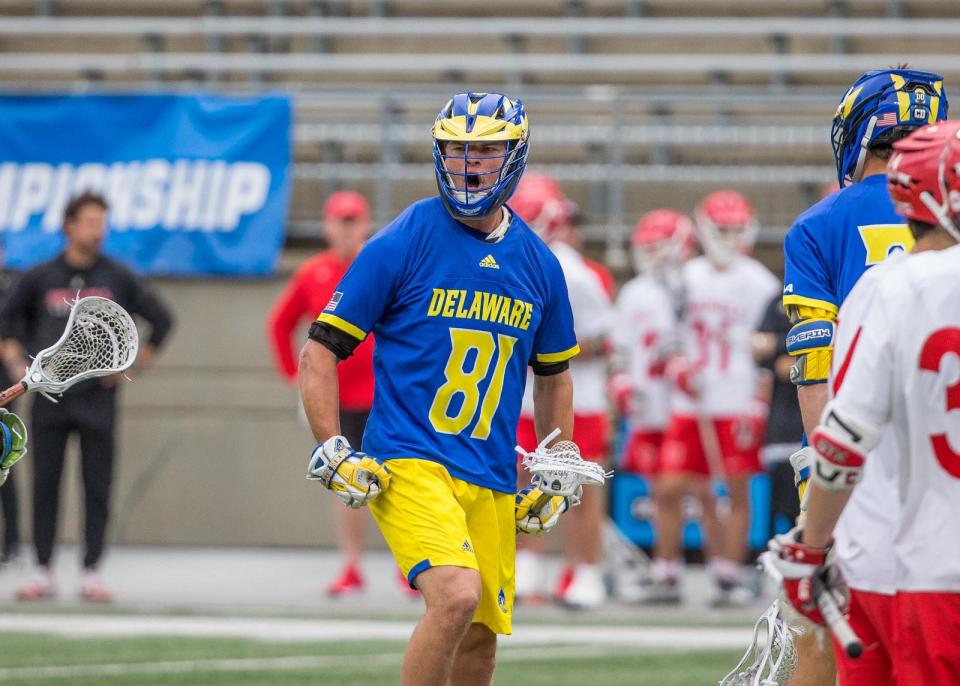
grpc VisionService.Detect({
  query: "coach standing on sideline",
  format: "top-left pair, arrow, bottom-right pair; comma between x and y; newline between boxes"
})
0,192 -> 173,603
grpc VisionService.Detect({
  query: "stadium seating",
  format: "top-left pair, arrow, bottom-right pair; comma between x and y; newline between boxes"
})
1,0 -> 956,243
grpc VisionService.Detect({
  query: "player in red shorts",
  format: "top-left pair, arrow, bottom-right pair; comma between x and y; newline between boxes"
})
771,122 -> 960,686
610,209 -> 693,589
647,191 -> 778,606
510,174 -> 615,608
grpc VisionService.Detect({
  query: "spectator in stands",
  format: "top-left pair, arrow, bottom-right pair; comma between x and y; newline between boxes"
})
751,295 -> 803,537
267,191 -> 399,598
1,192 -> 173,602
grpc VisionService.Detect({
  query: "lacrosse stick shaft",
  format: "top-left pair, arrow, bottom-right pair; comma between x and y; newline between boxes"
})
814,577 -> 863,659
0,381 -> 27,408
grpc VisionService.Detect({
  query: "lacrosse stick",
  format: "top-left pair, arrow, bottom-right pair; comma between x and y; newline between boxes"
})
719,598 -> 800,686
0,296 -> 139,407
760,551 -> 864,660
814,573 -> 863,659
516,427 -> 612,507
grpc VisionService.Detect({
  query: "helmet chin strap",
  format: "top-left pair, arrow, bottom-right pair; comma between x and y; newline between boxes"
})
919,190 -> 960,244
849,116 -> 878,184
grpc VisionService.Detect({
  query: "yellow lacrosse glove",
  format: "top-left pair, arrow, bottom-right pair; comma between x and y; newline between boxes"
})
306,436 -> 391,508
515,484 -> 581,536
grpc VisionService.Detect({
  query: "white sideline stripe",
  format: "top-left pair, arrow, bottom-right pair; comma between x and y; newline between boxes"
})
0,646 -> 619,681
0,614 -> 751,649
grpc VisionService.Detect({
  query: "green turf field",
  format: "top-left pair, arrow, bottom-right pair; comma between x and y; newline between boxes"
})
0,633 -> 742,685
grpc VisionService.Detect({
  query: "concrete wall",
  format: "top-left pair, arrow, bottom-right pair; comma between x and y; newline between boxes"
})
14,254 -> 384,550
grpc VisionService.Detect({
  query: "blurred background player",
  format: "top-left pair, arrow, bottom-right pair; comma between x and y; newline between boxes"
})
611,210 -> 692,588
511,173 -> 615,609
0,191 -> 173,603
772,120 -> 960,686
780,68 -> 947,686
751,294 -> 803,539
266,190 -> 392,598
647,190 -> 778,606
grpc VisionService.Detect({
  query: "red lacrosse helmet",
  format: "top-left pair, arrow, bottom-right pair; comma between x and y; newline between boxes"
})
943,124 -> 960,238
630,209 -> 694,275
509,172 -> 574,243
694,190 -> 759,266
887,120 -> 960,242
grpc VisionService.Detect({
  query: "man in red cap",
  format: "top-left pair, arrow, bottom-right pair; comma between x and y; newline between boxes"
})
268,190 -> 383,596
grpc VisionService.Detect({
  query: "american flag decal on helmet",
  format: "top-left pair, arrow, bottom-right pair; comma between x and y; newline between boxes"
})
877,112 -> 899,127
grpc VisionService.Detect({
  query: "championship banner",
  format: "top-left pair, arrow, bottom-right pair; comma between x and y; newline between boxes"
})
0,93 -> 292,276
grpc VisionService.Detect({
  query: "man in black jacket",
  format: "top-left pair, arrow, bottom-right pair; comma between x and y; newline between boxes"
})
1,192 -> 174,602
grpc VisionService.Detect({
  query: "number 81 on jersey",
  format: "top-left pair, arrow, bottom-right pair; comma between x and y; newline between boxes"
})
429,327 -> 517,440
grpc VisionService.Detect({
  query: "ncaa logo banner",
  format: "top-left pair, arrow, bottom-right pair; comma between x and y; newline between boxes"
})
0,93 -> 291,276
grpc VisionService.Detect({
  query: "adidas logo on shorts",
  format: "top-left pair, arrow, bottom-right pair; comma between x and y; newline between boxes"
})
461,540 -> 474,553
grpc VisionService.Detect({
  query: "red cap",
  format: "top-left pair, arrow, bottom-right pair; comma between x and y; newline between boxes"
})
324,190 -> 370,221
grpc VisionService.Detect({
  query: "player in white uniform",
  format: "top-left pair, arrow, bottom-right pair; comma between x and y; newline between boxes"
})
510,173 -> 615,608
611,210 -> 691,587
649,191 -> 779,605
771,122 -> 960,685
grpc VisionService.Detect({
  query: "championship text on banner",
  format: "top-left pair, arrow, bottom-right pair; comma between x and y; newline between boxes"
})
0,93 -> 292,276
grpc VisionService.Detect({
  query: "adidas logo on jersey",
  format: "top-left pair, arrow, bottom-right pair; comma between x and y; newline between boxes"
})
479,254 -> 500,270
461,540 -> 474,553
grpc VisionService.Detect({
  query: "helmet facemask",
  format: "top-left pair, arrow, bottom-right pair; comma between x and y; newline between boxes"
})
431,92 -> 530,220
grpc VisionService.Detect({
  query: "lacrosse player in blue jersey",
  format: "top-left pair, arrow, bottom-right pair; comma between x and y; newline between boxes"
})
299,92 -> 581,686
771,68 -> 948,686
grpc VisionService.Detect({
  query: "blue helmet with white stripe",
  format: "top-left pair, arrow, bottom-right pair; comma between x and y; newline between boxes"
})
831,68 -> 948,187
432,92 -> 529,220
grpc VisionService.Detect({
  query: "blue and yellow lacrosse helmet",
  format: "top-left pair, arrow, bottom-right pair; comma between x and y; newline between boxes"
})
432,92 -> 529,219
832,68 -> 948,187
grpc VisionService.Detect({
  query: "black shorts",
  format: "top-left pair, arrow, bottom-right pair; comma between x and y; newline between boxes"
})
340,410 -> 370,449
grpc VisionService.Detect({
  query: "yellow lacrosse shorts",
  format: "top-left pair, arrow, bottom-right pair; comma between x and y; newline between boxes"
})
368,458 -> 516,635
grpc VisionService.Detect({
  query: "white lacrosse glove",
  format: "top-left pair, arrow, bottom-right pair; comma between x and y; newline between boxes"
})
306,436 -> 391,508
515,484 -> 581,536
0,409 -> 27,488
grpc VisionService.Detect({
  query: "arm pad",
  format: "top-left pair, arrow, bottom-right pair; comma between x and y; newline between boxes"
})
785,317 -> 835,386
809,401 -> 882,491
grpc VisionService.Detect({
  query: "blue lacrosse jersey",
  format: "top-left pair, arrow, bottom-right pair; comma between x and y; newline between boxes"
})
783,174 -> 914,315
318,197 -> 579,493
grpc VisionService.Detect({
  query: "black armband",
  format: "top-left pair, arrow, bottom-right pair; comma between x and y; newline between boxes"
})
308,321 -> 362,361
531,359 -> 569,376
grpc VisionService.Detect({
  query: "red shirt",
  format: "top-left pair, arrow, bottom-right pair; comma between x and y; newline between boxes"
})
267,249 -> 374,411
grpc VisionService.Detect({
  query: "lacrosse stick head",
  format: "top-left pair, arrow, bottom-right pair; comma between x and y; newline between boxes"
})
515,427 -> 612,497
26,296 -> 139,396
719,599 -> 800,686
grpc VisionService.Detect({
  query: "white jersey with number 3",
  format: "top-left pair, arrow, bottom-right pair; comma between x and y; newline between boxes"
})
830,244 -> 960,592
673,255 -> 779,417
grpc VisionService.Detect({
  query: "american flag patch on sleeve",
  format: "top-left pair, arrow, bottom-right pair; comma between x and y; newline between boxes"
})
324,291 -> 343,312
